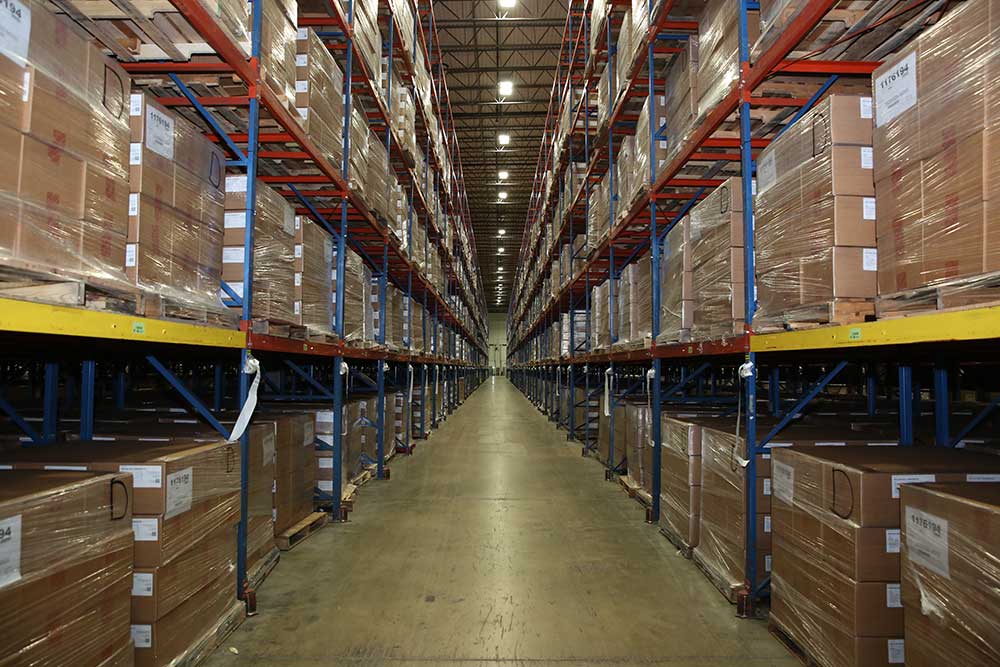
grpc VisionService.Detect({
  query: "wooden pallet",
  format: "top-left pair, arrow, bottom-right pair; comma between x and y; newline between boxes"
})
658,523 -> 694,559
876,273 -> 1000,319
756,299 -> 875,331
142,293 -> 240,329
617,474 -> 652,508
171,600 -> 244,667
250,318 -> 307,339
690,549 -> 742,604
275,511 -> 328,551
0,263 -> 140,314
246,548 -> 280,590
767,617 -> 822,666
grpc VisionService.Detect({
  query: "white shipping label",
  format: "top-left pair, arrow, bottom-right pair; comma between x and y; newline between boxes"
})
128,193 -> 139,217
763,515 -> 771,533
131,625 -> 152,649
885,528 -> 901,553
44,465 -> 86,471
132,572 -> 154,597
863,197 -> 876,220
863,248 -> 878,272
318,457 -> 333,469
891,473 -> 935,498
887,639 -> 905,664
294,245 -> 303,258
757,151 -> 776,193
860,147 -> 873,169
0,515 -> 22,588
120,465 -> 162,489
144,104 -> 175,160
129,93 -> 143,116
295,80 -> 308,93
129,143 -> 142,166
294,273 -> 302,287
224,211 -> 246,229
967,473 -> 1000,482
294,301 -> 301,315
125,244 -> 137,268
0,0 -> 30,62
164,467 -> 193,519
886,583 -> 901,608
226,175 -> 248,193
296,27 -> 307,39
222,247 -> 245,264
763,478 -> 771,496
859,96 -> 873,119
318,480 -> 333,492
132,518 -> 159,542
764,555 -> 772,573
295,54 -> 307,66
875,52 -> 917,127
772,460 -> 794,505
905,507 -> 950,578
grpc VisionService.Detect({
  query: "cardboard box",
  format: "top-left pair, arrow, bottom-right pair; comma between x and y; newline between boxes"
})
18,133 -> 84,218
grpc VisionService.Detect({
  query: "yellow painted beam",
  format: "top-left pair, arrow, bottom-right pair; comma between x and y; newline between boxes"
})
751,306 -> 1000,353
0,298 -> 246,349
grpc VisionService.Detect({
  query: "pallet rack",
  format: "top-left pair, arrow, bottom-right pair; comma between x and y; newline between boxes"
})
506,0 -> 1000,611
0,0 -> 489,602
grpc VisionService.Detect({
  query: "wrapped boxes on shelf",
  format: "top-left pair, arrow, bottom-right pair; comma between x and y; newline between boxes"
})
620,253 -> 651,346
658,415 -> 704,550
332,246 -> 374,343
872,0 -> 1000,306
260,0 -> 298,112
295,28 -> 345,170
658,217 -> 692,343
0,1 -> 133,289
900,483 -> 1000,667
588,171 -> 612,247
294,217 -> 334,335
272,413 -> 316,535
625,402 -> 651,495
129,93 -> 229,323
246,423 -> 277,576
661,35 -> 699,167
771,447 -> 1000,667
689,178 -> 746,340
0,471 -> 133,666
223,181 -> 296,325
696,0 -> 758,117
754,95 -> 876,329
591,279 -> 614,350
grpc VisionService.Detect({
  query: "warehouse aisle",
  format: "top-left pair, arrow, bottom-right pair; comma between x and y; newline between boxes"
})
205,378 -> 795,667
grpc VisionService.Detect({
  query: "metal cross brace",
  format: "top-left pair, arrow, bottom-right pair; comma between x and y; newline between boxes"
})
283,360 -> 335,399
662,362 -> 712,399
951,394 -> 1000,447
219,280 -> 243,307
756,360 -> 848,450
350,368 -> 378,391
168,74 -> 247,165
0,394 -> 42,443
146,355 -> 231,439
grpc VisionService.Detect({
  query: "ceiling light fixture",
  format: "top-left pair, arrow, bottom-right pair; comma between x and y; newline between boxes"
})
498,170 -> 509,180
498,192 -> 508,200
498,247 -> 505,254
498,0 -> 516,7
498,80 -> 513,96
497,133 -> 510,146
498,229 -> 506,235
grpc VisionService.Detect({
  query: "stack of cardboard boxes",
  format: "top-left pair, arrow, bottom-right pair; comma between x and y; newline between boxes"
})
658,414 -> 704,551
660,36 -> 699,169
295,28 -> 345,170
247,422 -> 278,577
696,0 -> 758,117
754,95 -> 877,327
273,414 -> 317,537
294,217 -> 334,335
872,0 -> 1000,304
260,0 -> 298,113
658,217 -> 692,342
332,246 -> 373,342
771,448 -> 1000,667
0,471 -> 134,666
617,253 -> 652,346
689,178 -> 746,340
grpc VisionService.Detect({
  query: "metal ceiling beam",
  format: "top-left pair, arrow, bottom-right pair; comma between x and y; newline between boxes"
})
441,43 -> 563,53
445,64 -> 555,74
451,109 -> 549,119
434,18 -> 565,27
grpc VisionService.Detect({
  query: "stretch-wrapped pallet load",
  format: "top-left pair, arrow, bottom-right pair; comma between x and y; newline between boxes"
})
273,413 -> 316,535
0,0 -> 136,296
331,246 -> 373,342
0,439 -> 242,667
129,93 -> 229,322
689,178 -> 746,340
900,483 -> 1000,666
634,94 -> 668,185
348,106 -> 371,198
223,181 -> 296,324
754,95 -> 876,328
696,0 -> 758,117
591,279 -> 614,349
295,28 -> 345,170
661,35 -> 699,167
625,402 -> 651,494
260,0 -> 298,113
294,217 -> 333,335
560,310 -> 588,356
658,415 -> 704,550
0,471 -> 134,666
770,448 -> 1000,667
247,422 -> 277,577
658,217 -> 692,342
588,171 -> 611,247
873,0 -> 1000,307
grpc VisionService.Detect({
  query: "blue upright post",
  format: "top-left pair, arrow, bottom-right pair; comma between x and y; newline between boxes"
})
647,15 -> 662,523
934,364 -> 949,447
769,368 -> 780,415
899,365 -> 913,446
114,368 -> 126,411
42,362 -> 58,443
80,360 -> 96,440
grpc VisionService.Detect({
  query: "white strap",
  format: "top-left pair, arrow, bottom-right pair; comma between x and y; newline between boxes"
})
407,364 -> 414,404
603,367 -> 612,417
227,354 -> 260,443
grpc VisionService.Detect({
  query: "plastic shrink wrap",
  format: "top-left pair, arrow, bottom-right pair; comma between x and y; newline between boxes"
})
900,482 -> 1000,667
294,217 -> 334,334
873,0 -> 1000,304
0,471 -> 134,667
754,95 -> 876,329
223,182 -> 296,324
259,0 -> 298,112
696,0 -> 757,117
295,28 -> 345,170
332,246 -> 374,342
769,447 -> 1000,667
661,36 -> 699,167
658,414 -> 704,549
658,217 -> 692,342
688,178 -> 746,340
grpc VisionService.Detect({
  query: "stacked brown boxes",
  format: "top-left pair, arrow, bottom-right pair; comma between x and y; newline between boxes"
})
591,279 -> 615,349
624,402 -> 650,492
260,0 -> 297,113
770,448 -> 1000,667
128,92 -> 227,317
696,0 -> 758,117
900,483 -> 1000,666
0,471 -> 134,666
294,217 -> 333,334
872,0 -> 1000,302
332,246 -> 373,342
689,179 -> 745,340
0,1 -> 132,287
351,0 -> 382,91
273,414 -> 317,536
246,423 -> 277,575
661,36 -> 699,167
347,106 -> 371,200
634,94 -> 669,185
658,414 -> 704,550
658,217 -> 692,342
755,95 -> 876,326
407,297 -> 425,351
342,399 -> 370,481
223,181 -> 296,324
629,254 -> 652,344
0,440 -> 241,666
295,28 -> 345,170
587,171 -> 611,247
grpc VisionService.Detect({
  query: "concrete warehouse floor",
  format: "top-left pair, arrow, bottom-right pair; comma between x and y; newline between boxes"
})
205,377 -> 797,667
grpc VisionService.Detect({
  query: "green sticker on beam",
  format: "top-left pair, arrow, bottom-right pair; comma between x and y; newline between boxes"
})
132,322 -> 146,335
848,327 -> 862,341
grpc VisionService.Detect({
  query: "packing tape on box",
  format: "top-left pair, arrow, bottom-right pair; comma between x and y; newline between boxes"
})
227,354 -> 261,443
